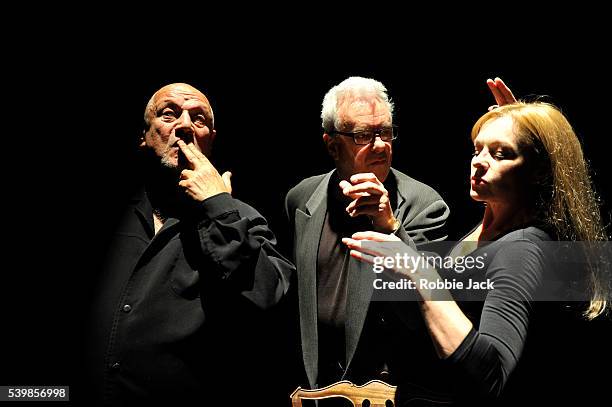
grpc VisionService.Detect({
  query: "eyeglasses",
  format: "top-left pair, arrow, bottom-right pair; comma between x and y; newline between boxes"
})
330,126 -> 398,145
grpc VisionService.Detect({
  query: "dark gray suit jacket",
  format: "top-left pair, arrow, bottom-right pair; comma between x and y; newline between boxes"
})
284,168 -> 450,388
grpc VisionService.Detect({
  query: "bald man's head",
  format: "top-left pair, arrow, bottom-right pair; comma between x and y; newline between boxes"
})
141,83 -> 217,167
144,83 -> 215,130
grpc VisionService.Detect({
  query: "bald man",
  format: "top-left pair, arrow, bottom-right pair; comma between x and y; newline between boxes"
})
87,83 -> 293,405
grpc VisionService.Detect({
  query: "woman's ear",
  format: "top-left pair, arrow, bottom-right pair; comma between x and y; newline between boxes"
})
532,153 -> 552,183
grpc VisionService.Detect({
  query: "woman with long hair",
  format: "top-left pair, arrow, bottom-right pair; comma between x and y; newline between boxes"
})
342,79 -> 610,403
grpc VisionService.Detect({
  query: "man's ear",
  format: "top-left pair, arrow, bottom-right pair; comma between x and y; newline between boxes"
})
323,133 -> 339,160
139,130 -> 147,149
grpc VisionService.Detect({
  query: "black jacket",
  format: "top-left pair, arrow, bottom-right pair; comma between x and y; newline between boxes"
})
87,190 -> 294,405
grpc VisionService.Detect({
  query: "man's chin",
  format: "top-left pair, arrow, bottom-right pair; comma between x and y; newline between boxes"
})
372,165 -> 391,182
158,157 -> 183,180
160,156 -> 179,169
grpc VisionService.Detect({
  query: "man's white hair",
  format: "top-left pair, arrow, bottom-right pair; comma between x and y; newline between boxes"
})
321,76 -> 394,133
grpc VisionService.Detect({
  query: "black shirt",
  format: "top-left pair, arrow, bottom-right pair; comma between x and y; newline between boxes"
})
316,173 -> 397,384
86,190 -> 293,405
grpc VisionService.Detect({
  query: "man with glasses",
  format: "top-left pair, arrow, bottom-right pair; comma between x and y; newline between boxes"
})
284,77 -> 450,393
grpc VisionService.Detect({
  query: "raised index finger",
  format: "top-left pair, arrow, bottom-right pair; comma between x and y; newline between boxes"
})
185,141 -> 213,166
177,140 -> 200,169
494,77 -> 517,105
487,78 -> 505,106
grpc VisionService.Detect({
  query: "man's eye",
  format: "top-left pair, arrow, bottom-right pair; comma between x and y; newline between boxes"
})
161,110 -> 177,120
193,115 -> 206,126
494,152 -> 505,159
380,129 -> 393,138
355,133 -> 372,142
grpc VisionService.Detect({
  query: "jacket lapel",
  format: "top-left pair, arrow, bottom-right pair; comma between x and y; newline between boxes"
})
391,169 -> 408,214
344,255 -> 375,373
296,171 -> 333,388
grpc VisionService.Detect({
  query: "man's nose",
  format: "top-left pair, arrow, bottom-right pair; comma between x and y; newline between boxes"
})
371,136 -> 386,151
175,111 -> 194,141
176,111 -> 194,131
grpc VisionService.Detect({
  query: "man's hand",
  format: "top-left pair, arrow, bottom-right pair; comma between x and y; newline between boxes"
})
486,77 -> 517,111
177,140 -> 231,201
339,173 -> 400,233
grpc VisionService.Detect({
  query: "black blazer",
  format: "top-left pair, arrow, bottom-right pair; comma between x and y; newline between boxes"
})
88,190 -> 295,405
284,168 -> 450,388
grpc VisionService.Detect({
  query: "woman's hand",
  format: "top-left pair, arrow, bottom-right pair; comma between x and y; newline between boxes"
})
486,77 -> 517,111
342,231 -> 402,263
342,231 -> 423,278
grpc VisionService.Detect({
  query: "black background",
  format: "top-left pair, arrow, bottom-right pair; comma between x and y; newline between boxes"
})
3,36 -> 612,405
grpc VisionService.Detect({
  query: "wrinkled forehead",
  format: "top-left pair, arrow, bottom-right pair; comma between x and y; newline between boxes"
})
153,84 -> 211,109
337,93 -> 391,126
144,84 -> 213,124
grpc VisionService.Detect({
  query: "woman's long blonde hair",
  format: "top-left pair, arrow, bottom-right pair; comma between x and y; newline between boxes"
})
472,102 -> 609,319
